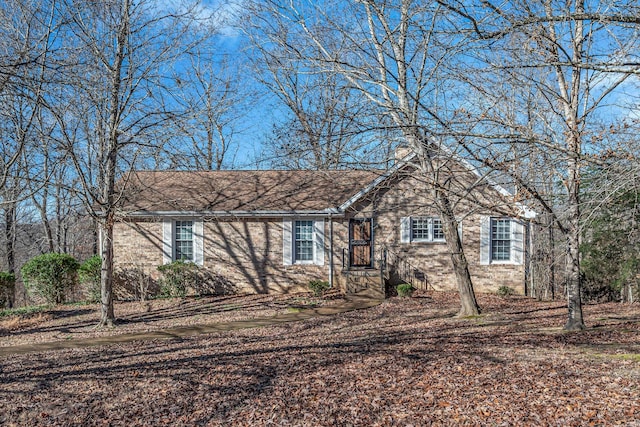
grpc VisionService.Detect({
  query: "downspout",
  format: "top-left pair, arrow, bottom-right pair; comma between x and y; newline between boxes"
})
529,220 -> 535,297
329,214 -> 334,288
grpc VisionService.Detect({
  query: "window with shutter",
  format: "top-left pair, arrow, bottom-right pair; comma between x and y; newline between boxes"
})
162,218 -> 204,266
480,217 -> 524,265
283,219 -> 325,266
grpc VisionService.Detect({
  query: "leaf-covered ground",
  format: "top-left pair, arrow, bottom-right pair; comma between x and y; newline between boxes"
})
1,292 -> 639,426
0,293 -> 336,347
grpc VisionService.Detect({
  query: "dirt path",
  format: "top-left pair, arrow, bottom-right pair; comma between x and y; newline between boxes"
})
0,297 -> 382,356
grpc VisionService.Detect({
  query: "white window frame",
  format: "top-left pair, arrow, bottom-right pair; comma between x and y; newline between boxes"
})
294,220 -> 315,264
283,219 -> 325,266
174,220 -> 194,261
490,218 -> 511,263
402,216 -> 447,243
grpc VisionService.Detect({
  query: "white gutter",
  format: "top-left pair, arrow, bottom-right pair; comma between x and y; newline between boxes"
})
121,208 -> 343,218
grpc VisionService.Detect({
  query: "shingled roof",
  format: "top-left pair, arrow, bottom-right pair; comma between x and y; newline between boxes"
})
117,169 -> 384,216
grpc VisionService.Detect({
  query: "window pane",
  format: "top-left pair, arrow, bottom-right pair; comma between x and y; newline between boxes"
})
411,217 -> 445,242
491,219 -> 511,261
175,221 -> 194,261
411,217 -> 430,240
432,218 -> 445,240
295,220 -> 314,261
295,240 -> 313,261
175,241 -> 193,261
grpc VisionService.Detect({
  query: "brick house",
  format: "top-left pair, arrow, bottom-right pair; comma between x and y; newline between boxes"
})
113,153 -> 534,297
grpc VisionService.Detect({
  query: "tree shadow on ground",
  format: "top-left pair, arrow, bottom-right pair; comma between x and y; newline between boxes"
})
1,296 -> 639,425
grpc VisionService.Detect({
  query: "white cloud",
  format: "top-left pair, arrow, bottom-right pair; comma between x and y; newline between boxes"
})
152,0 -> 245,37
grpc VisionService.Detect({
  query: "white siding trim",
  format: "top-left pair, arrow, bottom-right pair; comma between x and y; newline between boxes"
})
314,219 -> 325,266
162,219 -> 173,265
283,219 -> 293,265
480,216 -> 490,265
193,219 -> 204,266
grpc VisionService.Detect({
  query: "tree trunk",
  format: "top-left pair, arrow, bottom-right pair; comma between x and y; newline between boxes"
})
564,151 -> 585,330
42,215 -> 54,253
99,218 -> 115,326
98,145 -> 118,327
413,140 -> 480,316
549,216 -> 556,300
438,189 -> 480,316
561,0 -> 586,331
564,234 -> 584,330
5,201 -> 16,274
55,182 -> 64,252
95,0 -> 129,328
5,200 -> 17,308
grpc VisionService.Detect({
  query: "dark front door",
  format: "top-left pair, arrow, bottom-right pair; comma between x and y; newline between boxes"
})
349,218 -> 373,268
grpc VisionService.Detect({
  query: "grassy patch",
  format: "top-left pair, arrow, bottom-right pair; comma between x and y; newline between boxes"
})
65,300 -> 95,307
611,353 -> 640,362
0,305 -> 50,318
461,314 -> 484,320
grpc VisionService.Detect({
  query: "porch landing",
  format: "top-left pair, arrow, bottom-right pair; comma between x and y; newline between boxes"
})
342,269 -> 386,299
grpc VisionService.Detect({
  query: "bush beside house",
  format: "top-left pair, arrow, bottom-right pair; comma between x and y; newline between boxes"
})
157,260 -> 201,298
21,253 -> 80,305
79,255 -> 102,303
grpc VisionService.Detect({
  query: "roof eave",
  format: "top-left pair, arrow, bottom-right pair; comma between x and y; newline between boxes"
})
119,208 -> 343,219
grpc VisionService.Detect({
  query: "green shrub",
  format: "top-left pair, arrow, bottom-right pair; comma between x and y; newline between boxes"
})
21,253 -> 80,304
0,272 -> 16,308
0,304 -> 48,318
497,285 -> 515,297
308,280 -> 330,297
157,260 -> 200,298
396,283 -> 414,297
79,255 -> 102,303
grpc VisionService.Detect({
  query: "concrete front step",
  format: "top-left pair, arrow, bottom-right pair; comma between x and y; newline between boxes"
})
349,288 -> 385,300
343,269 -> 386,298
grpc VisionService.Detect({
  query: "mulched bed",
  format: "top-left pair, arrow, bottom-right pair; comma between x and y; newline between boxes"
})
1,292 -> 639,426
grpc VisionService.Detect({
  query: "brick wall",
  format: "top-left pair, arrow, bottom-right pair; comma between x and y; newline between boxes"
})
343,171 -> 527,294
201,219 -> 328,294
113,169 -> 527,296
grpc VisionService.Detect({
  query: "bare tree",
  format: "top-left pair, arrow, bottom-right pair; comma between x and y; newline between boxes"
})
244,19 -> 382,169
0,0 -> 57,274
165,54 -> 252,170
260,75 -> 377,169
0,0 -> 54,190
439,0 -> 640,329
248,0 -> 483,315
50,0 -> 214,326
